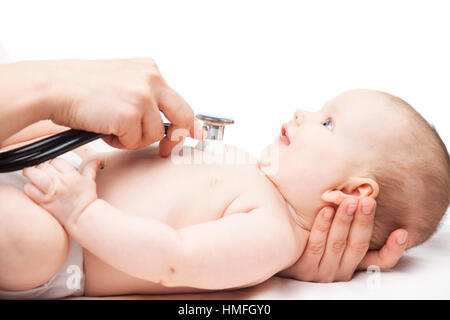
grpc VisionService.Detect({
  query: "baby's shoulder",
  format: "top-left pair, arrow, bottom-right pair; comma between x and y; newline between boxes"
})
226,178 -> 290,219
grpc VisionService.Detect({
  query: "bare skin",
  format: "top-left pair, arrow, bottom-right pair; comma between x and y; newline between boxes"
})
0,133 -> 406,294
0,89 -> 408,295
3,135 -> 306,294
0,60 -> 407,292
0,59 -> 202,156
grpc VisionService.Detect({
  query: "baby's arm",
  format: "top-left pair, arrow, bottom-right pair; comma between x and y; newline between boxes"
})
22,158 -> 302,289
74,202 -> 302,289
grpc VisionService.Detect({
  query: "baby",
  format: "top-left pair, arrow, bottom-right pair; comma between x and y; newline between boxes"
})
1,88 -> 449,299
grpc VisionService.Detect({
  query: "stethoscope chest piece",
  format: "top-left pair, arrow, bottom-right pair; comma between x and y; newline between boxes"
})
195,113 -> 234,142
194,113 -> 234,154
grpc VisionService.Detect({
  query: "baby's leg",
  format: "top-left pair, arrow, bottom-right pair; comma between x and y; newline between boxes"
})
0,184 -> 70,291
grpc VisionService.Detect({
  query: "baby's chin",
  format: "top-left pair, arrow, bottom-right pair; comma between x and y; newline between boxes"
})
257,140 -> 283,176
258,148 -> 271,167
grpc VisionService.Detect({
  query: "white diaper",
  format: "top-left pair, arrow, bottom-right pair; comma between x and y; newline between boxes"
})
0,151 -> 86,299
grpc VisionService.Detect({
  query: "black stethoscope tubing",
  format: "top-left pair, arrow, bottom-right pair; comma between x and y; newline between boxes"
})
0,129 -> 96,163
0,123 -> 170,173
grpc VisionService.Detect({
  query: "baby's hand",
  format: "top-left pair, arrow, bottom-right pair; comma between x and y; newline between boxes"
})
22,158 -> 103,228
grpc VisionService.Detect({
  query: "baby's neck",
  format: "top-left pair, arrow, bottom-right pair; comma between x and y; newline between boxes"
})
284,201 -> 314,232
256,162 -> 315,232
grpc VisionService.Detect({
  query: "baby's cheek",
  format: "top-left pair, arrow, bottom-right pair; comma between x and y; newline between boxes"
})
290,145 -> 337,187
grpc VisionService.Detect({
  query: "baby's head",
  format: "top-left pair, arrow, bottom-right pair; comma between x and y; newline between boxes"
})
261,89 -> 450,249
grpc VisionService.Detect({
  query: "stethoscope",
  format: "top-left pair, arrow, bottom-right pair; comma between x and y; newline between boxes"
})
0,114 -> 234,173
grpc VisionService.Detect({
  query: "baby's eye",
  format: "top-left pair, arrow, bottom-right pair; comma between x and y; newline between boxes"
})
322,118 -> 333,131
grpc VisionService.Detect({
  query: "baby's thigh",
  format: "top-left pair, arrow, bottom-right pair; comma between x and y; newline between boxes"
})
0,185 -> 70,291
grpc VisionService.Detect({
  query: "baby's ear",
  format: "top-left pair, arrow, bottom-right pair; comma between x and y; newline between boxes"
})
321,177 -> 379,205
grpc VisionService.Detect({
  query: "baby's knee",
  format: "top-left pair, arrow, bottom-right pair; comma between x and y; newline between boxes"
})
0,185 -> 70,291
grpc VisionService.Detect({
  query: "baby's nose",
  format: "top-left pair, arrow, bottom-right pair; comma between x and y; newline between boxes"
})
294,110 -> 307,124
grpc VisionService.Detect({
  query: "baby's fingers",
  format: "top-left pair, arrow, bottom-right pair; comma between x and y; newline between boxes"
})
22,167 -> 52,194
50,158 -> 78,174
81,159 -> 103,181
37,162 -> 61,181
24,182 -> 46,204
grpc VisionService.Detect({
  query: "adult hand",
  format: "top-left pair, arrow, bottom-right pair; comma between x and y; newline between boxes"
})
280,197 -> 408,282
38,58 -> 200,156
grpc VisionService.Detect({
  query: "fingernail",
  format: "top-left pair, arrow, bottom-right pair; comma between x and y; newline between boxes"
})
362,199 -> 374,215
323,208 -> 334,221
397,231 -> 408,245
346,202 -> 357,215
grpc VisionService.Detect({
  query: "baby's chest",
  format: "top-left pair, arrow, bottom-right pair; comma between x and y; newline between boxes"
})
92,147 -> 271,229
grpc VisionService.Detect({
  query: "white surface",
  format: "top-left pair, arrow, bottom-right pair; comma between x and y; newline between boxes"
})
1,1 -> 449,299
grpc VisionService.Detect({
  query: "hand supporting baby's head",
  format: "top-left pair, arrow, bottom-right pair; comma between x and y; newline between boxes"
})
261,89 -> 449,249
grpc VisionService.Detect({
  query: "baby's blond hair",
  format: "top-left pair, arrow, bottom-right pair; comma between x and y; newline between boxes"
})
367,93 -> 450,250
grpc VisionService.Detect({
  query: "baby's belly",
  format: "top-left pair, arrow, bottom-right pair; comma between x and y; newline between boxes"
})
81,144 -> 267,296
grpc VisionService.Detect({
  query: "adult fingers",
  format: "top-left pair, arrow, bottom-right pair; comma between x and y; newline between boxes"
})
160,118 -> 207,158
157,86 -> 195,137
357,228 -> 408,270
336,197 -> 376,280
158,122 -> 189,158
299,207 -> 335,271
103,108 -> 143,150
140,106 -> 165,147
193,119 -> 207,140
157,86 -> 195,157
317,198 -> 358,281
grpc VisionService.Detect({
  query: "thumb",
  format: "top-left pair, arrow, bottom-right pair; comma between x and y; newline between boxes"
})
82,159 -> 103,181
193,119 -> 207,140
357,228 -> 408,270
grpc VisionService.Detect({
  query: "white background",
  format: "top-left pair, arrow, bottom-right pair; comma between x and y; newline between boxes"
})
1,0 -> 449,157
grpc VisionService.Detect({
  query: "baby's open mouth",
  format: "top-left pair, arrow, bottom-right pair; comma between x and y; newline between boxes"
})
279,124 -> 290,145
